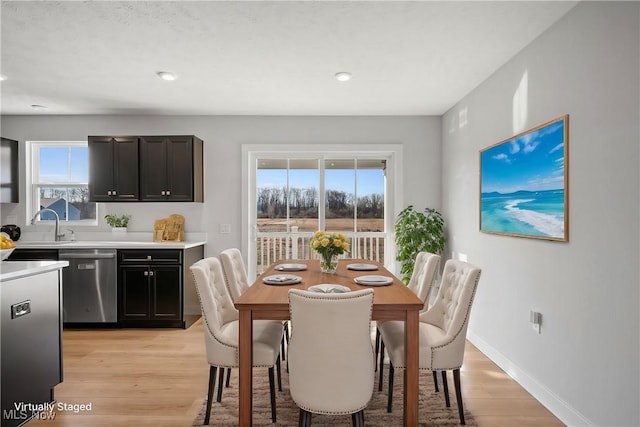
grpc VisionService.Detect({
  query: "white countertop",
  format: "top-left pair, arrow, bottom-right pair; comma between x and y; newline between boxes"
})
14,240 -> 207,249
0,260 -> 69,282
13,231 -> 207,250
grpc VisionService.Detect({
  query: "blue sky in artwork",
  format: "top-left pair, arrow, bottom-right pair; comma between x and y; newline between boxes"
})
481,119 -> 565,194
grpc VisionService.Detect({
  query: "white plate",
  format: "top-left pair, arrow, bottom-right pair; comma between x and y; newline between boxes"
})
275,263 -> 308,271
347,263 -> 378,271
262,274 -> 302,285
354,275 -> 393,286
308,284 -> 351,293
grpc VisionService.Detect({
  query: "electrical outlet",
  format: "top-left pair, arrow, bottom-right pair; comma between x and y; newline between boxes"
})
219,224 -> 231,234
530,310 -> 542,334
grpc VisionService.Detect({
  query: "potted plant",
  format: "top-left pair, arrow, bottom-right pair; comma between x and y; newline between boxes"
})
394,205 -> 445,284
105,214 -> 131,232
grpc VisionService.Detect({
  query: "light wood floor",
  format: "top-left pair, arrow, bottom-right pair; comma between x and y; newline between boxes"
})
28,319 -> 564,426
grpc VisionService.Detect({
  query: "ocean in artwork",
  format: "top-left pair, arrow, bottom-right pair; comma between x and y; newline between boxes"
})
481,189 -> 565,238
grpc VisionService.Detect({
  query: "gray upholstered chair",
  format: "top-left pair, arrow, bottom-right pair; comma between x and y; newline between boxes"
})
378,259 -> 481,424
190,257 -> 284,424
287,288 -> 375,427
376,252 -> 440,385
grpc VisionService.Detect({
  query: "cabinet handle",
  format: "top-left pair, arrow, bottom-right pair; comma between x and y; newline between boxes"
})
161,191 -> 165,196
107,190 -> 112,196
112,190 -> 117,196
143,271 -> 148,276
166,190 -> 171,196
148,271 -> 154,276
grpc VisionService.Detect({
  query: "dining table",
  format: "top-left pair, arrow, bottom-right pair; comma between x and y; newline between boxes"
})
234,258 -> 423,426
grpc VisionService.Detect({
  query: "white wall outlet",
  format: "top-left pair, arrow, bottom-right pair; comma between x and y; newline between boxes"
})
219,224 -> 231,234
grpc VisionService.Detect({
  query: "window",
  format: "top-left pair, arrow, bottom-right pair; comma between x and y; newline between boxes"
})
245,144 -> 402,278
27,141 -> 97,224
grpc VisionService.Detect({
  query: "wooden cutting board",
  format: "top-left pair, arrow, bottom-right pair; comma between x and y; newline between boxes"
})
154,214 -> 185,242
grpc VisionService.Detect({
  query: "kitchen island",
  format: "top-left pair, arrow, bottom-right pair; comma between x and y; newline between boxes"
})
0,260 -> 68,427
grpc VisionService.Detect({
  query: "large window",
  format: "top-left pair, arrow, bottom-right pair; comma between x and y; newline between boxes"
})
245,144 -> 402,278
28,141 -> 96,224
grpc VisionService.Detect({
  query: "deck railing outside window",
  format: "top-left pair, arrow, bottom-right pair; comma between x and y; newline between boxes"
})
256,232 -> 386,276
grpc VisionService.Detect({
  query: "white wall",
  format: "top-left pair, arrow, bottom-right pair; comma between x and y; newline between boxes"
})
0,115 -> 441,256
442,2 -> 639,426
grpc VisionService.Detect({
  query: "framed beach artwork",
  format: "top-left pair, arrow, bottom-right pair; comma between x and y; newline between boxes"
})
479,115 -> 569,241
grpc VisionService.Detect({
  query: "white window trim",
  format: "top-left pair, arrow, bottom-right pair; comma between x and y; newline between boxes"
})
242,143 -> 403,278
26,140 -> 98,227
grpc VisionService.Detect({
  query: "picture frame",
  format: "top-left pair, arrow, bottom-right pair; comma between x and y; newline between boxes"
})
479,115 -> 569,241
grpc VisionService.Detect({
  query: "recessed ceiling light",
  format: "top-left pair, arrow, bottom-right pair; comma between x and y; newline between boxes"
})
335,72 -> 352,82
156,71 -> 177,81
31,104 -> 48,111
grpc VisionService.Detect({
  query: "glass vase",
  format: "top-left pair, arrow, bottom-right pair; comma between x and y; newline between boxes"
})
319,253 -> 338,274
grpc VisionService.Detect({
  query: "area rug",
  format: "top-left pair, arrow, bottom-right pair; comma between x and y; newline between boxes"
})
192,364 -> 476,426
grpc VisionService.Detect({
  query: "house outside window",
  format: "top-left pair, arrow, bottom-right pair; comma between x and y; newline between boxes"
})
27,141 -> 97,225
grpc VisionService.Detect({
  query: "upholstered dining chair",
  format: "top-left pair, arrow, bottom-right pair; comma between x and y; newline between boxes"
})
220,247 -> 290,359
190,257 -> 284,424
288,288 -> 375,427
378,259 -> 481,425
219,248 -> 250,301
376,252 -> 440,386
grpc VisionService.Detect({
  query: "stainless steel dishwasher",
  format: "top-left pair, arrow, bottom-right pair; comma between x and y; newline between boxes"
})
59,249 -> 118,324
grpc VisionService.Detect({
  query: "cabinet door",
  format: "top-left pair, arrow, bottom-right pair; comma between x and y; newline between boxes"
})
89,136 -> 139,201
0,137 -> 19,203
139,136 -> 168,201
151,265 -> 182,320
89,136 -> 116,201
120,266 -> 150,320
165,136 -> 193,201
113,137 -> 139,200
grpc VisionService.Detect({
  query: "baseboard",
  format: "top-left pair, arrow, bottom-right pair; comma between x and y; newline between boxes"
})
466,329 -> 594,427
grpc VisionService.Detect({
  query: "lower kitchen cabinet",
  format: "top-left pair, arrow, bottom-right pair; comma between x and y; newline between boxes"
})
119,250 -> 182,327
120,265 -> 182,323
118,249 -> 187,328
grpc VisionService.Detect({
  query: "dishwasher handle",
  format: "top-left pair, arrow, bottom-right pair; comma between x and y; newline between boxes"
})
59,252 -> 117,259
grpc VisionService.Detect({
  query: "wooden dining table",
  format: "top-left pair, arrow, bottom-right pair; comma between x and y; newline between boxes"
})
234,258 -> 423,426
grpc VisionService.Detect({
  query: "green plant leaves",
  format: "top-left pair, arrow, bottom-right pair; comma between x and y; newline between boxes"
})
394,205 -> 445,284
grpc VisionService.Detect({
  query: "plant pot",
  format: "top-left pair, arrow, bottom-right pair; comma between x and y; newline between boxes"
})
111,227 -> 127,233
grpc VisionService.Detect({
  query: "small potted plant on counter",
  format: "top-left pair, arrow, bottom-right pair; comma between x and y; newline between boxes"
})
105,214 -> 131,233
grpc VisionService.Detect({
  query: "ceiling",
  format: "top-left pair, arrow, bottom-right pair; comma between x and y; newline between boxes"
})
0,1 -> 577,116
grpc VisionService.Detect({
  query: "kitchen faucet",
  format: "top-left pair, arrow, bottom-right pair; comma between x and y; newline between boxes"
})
31,208 -> 65,241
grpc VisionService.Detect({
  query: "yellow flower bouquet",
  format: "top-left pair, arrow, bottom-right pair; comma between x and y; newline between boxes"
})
309,231 -> 350,273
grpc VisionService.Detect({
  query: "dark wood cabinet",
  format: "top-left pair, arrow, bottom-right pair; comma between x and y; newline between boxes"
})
119,250 -> 183,327
139,135 -> 203,202
1,137 -> 19,203
1,267 -> 63,427
88,136 -> 139,202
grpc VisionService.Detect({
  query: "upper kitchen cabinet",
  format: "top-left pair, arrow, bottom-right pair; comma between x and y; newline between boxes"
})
1,137 -> 19,203
88,136 -> 139,202
139,136 -> 203,202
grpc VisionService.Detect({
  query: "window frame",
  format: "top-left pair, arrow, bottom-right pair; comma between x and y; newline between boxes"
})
243,143 -> 403,278
26,140 -> 98,226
